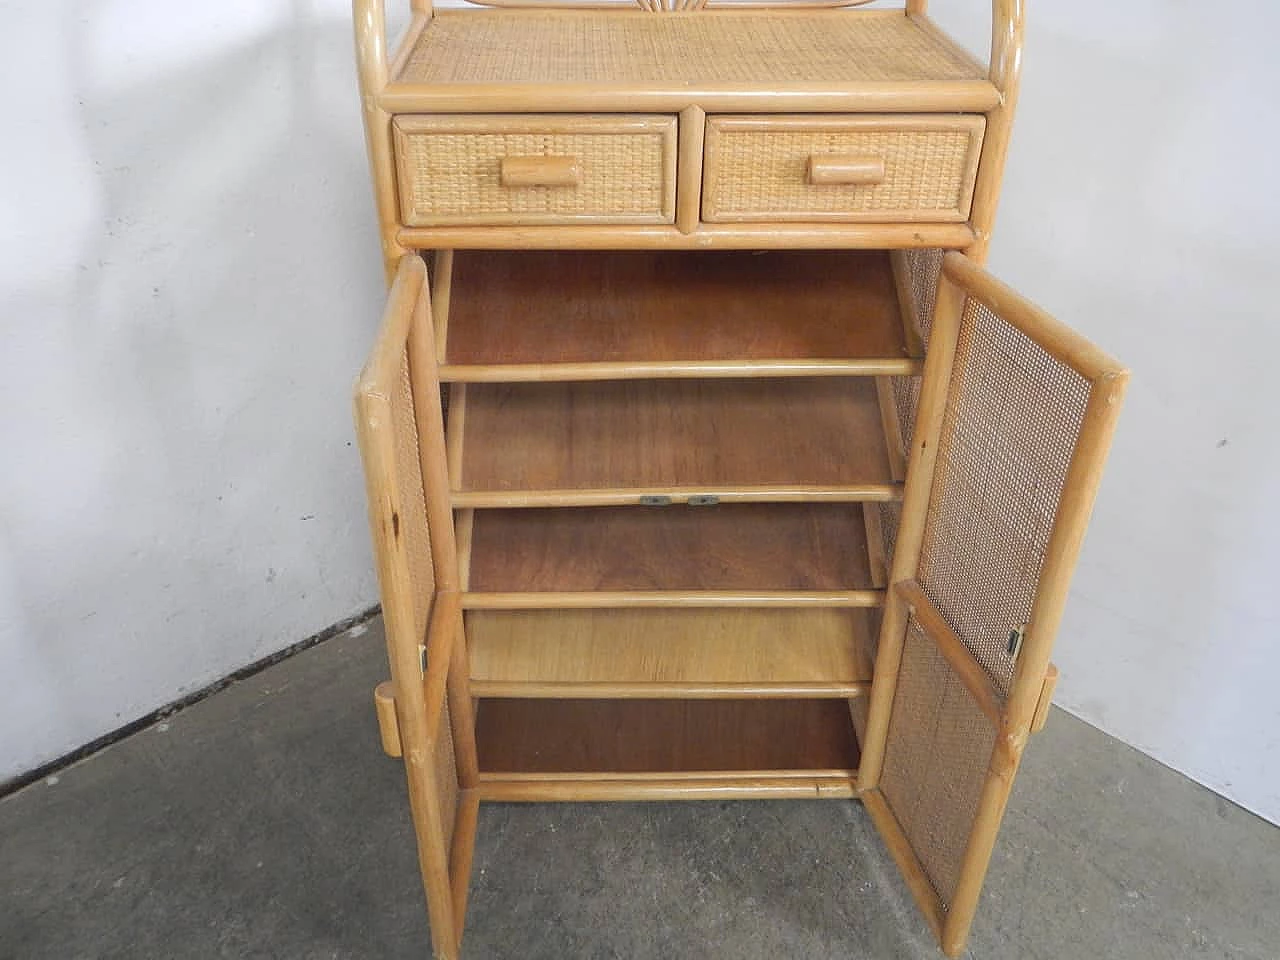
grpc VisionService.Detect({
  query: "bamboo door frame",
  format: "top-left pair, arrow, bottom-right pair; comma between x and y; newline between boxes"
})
354,257 -> 481,959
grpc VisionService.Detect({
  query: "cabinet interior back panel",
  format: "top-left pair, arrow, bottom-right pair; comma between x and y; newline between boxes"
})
467,608 -> 872,693
457,378 -> 892,493
474,699 -> 862,774
467,504 -> 873,593
444,249 -> 910,367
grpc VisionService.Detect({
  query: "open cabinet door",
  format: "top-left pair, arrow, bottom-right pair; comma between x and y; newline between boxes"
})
860,252 -> 1128,956
354,256 -> 479,960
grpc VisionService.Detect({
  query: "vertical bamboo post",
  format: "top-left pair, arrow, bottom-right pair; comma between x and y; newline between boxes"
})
354,0 -> 408,284
676,106 -> 706,235
858,274 -> 968,788
965,0 -> 1025,264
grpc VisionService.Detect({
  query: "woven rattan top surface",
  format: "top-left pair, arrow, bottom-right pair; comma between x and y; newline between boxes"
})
397,10 -> 987,87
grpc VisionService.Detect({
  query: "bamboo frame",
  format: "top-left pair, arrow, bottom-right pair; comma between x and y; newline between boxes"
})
959,0 -> 1025,263
439,357 -> 924,382
461,590 -> 884,608
397,222 -> 977,251
470,680 -> 871,698
379,83 -> 1001,115
476,774 -> 859,802
450,484 -> 901,509
677,105 -> 707,233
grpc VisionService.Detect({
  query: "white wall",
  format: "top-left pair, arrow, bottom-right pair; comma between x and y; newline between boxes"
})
3,1 -> 1279,825
0,0 -> 394,781
933,0 -> 1280,823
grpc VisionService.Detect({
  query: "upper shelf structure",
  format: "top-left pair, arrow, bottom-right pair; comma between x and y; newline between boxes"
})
381,10 -> 998,112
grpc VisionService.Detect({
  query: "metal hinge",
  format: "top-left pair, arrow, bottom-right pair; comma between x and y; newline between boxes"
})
1007,624 -> 1027,659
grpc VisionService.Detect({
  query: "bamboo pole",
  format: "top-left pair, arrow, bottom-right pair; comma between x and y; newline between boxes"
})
353,0 -> 407,282
397,222 -> 978,252
964,0 -> 1025,264
895,580 -> 1003,727
677,105 -> 706,234
460,590 -> 885,609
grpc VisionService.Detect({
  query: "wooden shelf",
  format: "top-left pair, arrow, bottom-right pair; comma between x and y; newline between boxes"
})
474,699 -> 861,776
450,377 -> 898,508
439,250 -> 921,382
467,608 -> 874,699
464,503 -> 875,605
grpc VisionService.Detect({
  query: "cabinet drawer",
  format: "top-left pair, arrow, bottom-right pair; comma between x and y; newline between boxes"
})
701,115 -> 985,223
393,114 -> 678,227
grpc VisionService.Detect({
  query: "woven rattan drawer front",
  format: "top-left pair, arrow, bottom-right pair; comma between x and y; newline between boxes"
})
702,115 -> 985,224
393,115 -> 678,227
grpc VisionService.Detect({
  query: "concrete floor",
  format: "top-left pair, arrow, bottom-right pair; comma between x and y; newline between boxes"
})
3,619 -> 1277,960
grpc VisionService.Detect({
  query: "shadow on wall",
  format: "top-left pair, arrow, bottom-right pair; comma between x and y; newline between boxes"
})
0,1 -> 388,781
988,3 -> 1280,822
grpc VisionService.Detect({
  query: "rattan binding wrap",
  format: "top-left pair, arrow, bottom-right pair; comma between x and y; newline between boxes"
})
703,120 -> 984,223
394,117 -> 677,226
880,614 -> 996,907
399,11 -> 987,86
918,298 -> 1091,695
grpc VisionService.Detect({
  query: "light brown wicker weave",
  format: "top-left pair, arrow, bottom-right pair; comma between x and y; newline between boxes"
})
393,114 -> 678,226
398,11 -> 986,86
702,114 -> 985,222
349,2 -> 1123,958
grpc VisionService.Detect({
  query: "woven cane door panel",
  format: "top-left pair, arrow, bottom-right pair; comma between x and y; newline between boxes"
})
394,115 -> 677,226
917,298 -> 1091,695
876,259 -> 1125,952
880,615 -> 996,907
393,352 -> 437,650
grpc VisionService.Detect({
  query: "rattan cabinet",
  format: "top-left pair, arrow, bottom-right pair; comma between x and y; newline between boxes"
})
351,2 -> 1128,957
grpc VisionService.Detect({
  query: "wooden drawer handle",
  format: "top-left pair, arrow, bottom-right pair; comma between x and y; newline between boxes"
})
499,155 -> 582,188
806,155 -> 886,186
